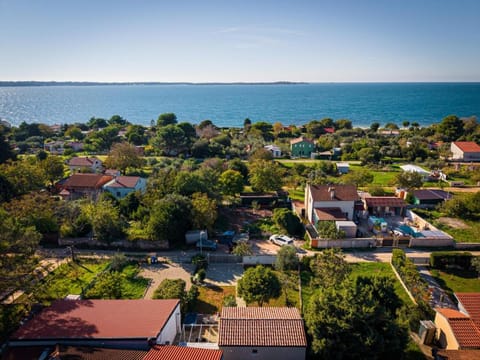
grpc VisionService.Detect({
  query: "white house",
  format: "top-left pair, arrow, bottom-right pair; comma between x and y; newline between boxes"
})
103,176 -> 147,199
336,162 -> 350,174
305,184 -> 359,223
67,156 -> 103,173
400,164 -> 431,181
264,144 -> 282,158
451,141 -> 480,161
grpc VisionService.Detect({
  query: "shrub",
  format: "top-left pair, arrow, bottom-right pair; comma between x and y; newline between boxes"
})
223,294 -> 237,307
193,269 -> 206,284
430,251 -> 473,270
191,254 -> 208,272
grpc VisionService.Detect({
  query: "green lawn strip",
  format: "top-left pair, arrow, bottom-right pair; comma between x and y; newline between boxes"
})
288,188 -> 305,201
194,285 -> 236,314
36,259 -> 110,302
349,262 -> 412,305
430,268 -> 480,295
119,264 -> 150,299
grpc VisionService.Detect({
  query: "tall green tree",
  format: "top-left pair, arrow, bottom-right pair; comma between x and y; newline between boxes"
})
219,169 -> 244,196
437,114 -> 464,141
40,155 -> 65,186
152,125 -> 187,155
157,113 -> 177,127
82,199 -> 125,243
395,171 -> 423,190
272,208 -> 303,236
311,249 -> 350,288
275,245 -> 299,271
191,192 -> 217,232
248,160 -> 284,192
305,276 -> 408,359
238,265 -> 281,306
104,142 -> 144,173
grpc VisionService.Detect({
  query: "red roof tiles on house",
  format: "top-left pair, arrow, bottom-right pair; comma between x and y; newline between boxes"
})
436,308 -> 480,349
219,307 -> 306,347
309,184 -> 359,201
63,174 -> 113,189
457,293 -> 480,328
12,299 -> 180,340
105,176 -> 141,188
453,142 -> 480,153
290,137 -> 313,145
53,346 -> 148,360
437,349 -> 480,360
144,345 -> 223,360
67,157 -> 100,167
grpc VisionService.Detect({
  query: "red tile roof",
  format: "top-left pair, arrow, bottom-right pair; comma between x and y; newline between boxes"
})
437,349 -> 480,360
309,184 -> 359,201
453,142 -> 480,153
144,345 -> 223,360
12,299 -> 180,340
314,207 -> 347,221
290,136 -> 313,145
63,174 -> 113,189
323,127 -> 335,134
364,196 -> 407,208
53,345 -> 147,360
457,293 -> 480,327
436,308 -> 480,349
105,176 -> 141,188
219,307 -> 306,347
68,156 -> 100,167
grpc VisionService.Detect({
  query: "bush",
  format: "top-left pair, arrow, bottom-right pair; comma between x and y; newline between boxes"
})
430,251 -> 473,270
191,254 -> 208,272
193,269 -> 206,284
223,294 -> 237,307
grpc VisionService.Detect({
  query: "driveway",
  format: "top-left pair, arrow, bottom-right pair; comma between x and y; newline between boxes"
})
418,266 -> 457,309
140,262 -> 195,299
205,263 -> 244,286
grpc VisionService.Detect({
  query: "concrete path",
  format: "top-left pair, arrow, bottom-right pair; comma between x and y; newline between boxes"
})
205,264 -> 244,286
418,266 -> 457,309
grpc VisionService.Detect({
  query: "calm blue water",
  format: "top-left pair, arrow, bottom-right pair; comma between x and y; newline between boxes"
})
0,83 -> 479,127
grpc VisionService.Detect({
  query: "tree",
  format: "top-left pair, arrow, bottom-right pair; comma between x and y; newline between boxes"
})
335,119 -> 352,130
316,221 -> 345,240
191,192 -> 217,232
471,257 -> 480,278
157,113 -> 177,127
82,199 -> 125,243
402,121 -> 410,128
146,194 -> 192,246
272,208 -> 303,236
0,135 -> 15,164
370,122 -> 380,132
438,114 -> 464,141
238,265 -> 281,306
87,117 -> 108,129
311,249 -> 350,288
248,160 -> 284,192
0,159 -> 46,196
395,171 -> 423,190
232,242 -> 253,256
340,169 -> 374,187
275,245 -> 299,271
65,125 -> 84,140
219,169 -> 244,196
40,156 -> 65,186
85,271 -> 123,299
152,125 -> 187,155
108,114 -> 129,126
152,278 -> 198,314
104,142 -> 144,173
248,148 -> 273,162
305,276 -> 408,359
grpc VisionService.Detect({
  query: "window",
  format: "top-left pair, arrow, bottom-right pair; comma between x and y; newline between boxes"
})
252,349 -> 258,354
116,191 -> 121,197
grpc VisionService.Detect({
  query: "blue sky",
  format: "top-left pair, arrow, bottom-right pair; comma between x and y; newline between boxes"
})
0,0 -> 479,82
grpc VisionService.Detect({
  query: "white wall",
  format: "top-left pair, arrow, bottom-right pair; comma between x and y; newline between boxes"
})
156,303 -> 181,345
313,200 -> 354,220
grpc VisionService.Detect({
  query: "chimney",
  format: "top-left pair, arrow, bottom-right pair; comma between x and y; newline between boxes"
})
328,186 -> 336,200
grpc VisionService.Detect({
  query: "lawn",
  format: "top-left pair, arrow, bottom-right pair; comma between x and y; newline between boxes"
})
430,268 -> 480,294
120,263 -> 150,299
194,285 -> 236,314
36,259 -> 110,302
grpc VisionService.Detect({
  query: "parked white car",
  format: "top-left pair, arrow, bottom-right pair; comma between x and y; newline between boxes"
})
269,234 -> 294,246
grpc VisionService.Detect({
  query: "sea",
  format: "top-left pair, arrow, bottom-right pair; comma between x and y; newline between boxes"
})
0,83 -> 479,128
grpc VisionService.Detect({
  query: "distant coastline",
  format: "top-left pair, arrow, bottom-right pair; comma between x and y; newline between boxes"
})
0,81 -> 307,87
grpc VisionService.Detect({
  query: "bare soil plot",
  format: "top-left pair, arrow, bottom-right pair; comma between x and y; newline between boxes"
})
438,217 -> 470,229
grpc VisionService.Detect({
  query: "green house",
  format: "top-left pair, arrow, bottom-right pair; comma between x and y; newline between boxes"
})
290,137 -> 315,157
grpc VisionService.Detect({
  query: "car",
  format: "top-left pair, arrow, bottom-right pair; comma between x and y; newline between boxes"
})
269,234 -> 294,246
196,238 -> 217,251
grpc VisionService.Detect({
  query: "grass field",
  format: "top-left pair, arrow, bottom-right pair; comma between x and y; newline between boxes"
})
120,264 -> 150,299
195,285 -> 236,314
430,268 -> 480,294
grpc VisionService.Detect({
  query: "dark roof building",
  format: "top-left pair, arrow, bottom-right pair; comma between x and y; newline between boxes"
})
413,189 -> 453,206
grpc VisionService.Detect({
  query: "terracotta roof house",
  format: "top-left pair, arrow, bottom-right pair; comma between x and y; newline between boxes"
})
305,184 -> 359,224
451,142 -> 480,161
363,196 -> 407,217
61,173 -> 113,200
456,293 -> 480,328
10,299 -> 181,349
219,307 -> 306,360
67,156 -> 103,173
144,345 -> 223,360
435,298 -> 480,350
290,137 -> 315,158
436,349 -> 480,360
412,189 -> 453,206
103,176 -> 147,199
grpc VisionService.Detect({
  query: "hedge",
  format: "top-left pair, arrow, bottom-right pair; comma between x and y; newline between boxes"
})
429,251 -> 473,270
